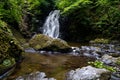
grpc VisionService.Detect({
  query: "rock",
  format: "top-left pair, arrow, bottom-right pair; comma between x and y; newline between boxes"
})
101,54 -> 118,65
25,48 -> 36,53
16,71 -> 56,80
90,38 -> 110,44
29,34 -> 71,52
69,47 -> 81,56
111,72 -> 120,80
66,66 -> 111,80
0,20 -> 23,78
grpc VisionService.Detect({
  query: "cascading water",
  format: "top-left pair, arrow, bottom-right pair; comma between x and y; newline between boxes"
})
43,10 -> 60,38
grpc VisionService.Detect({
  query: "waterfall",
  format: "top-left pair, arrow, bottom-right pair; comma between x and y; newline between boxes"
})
43,10 -> 60,38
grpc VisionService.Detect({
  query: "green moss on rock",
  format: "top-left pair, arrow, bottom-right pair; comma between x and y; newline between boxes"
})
90,38 -> 110,44
29,34 -> 71,52
0,20 -> 23,74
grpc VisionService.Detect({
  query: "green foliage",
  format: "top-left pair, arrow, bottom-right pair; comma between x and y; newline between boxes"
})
0,20 -> 22,63
0,0 -> 23,24
88,60 -> 116,72
24,0 -> 50,14
55,0 -> 120,41
0,0 -> 120,41
0,0 -> 51,35
56,0 -> 92,15
2,58 -> 15,67
0,20 -> 12,35
0,58 -> 15,73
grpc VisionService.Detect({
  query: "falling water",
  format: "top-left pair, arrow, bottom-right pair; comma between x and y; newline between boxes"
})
43,10 -> 60,38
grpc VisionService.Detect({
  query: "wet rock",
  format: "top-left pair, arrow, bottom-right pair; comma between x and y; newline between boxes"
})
25,48 -> 36,53
66,66 -> 111,80
111,72 -> 120,80
69,47 -> 81,56
81,46 -> 101,59
109,52 -> 120,57
16,71 -> 56,80
29,34 -> 71,52
100,54 -> 118,65
110,40 -> 120,45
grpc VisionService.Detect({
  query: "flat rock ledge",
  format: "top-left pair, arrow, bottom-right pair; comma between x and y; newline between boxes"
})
66,66 -> 111,80
16,71 -> 56,80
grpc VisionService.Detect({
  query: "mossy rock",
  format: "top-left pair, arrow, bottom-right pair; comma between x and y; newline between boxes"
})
90,38 -> 110,44
29,34 -> 71,52
116,57 -> 120,65
0,58 -> 16,74
0,20 -> 23,75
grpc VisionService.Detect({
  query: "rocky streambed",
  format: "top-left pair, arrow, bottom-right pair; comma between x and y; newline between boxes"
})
7,42 -> 120,80
5,34 -> 120,80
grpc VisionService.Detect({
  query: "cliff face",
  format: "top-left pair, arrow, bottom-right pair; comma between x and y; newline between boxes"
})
0,20 -> 23,74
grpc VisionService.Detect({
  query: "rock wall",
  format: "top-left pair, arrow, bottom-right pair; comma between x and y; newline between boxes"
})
0,20 -> 23,76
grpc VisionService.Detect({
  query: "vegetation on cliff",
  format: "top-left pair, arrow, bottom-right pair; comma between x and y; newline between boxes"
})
55,0 -> 120,41
0,20 -> 22,74
1,0 -> 120,41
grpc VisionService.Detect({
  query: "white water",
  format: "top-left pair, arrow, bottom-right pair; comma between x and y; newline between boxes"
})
43,10 -> 60,38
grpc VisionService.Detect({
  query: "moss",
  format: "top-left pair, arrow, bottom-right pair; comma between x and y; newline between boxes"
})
90,38 -> 110,44
29,34 -> 71,52
88,60 -> 116,72
29,34 -> 53,50
116,57 -> 120,65
0,20 -> 23,74
0,58 -> 15,74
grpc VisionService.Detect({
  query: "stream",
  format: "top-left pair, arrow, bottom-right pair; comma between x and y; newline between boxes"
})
4,10 -> 120,80
6,42 -> 120,80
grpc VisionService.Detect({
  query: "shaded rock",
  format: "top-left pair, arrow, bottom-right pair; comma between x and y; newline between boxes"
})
29,34 -> 71,52
66,66 -> 111,80
0,20 -> 23,78
16,71 -> 56,80
25,48 -> 36,53
111,72 -> 120,80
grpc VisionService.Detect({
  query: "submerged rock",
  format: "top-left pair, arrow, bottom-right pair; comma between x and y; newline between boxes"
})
66,66 -> 111,80
16,71 -> 56,80
29,34 -> 71,52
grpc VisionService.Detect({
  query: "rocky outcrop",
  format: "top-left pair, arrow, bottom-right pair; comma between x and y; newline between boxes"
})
66,66 -> 111,80
16,71 -> 56,80
29,34 -> 71,52
0,20 -> 23,78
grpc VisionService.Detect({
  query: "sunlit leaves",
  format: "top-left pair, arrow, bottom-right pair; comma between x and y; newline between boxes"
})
56,0 -> 92,15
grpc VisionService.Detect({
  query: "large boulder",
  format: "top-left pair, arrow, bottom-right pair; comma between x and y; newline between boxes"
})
0,20 -> 23,77
66,66 -> 111,80
29,34 -> 71,52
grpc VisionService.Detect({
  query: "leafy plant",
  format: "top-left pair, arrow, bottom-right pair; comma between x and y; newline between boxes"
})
88,60 -> 116,72
2,58 -> 15,67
